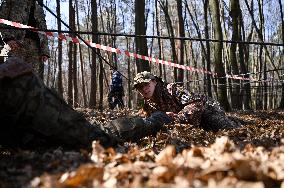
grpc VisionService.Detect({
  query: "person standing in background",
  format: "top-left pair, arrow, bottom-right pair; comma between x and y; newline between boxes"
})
0,0 -> 49,79
108,66 -> 125,110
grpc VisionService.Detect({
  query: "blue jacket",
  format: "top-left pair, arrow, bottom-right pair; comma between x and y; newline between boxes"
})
110,71 -> 123,92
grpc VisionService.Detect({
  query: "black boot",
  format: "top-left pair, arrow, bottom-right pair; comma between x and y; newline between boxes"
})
103,111 -> 172,142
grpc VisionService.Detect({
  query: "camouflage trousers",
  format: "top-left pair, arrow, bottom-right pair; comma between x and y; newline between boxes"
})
104,104 -> 240,142
200,103 -> 239,131
9,38 -> 44,78
0,58 -> 116,148
103,111 -> 172,142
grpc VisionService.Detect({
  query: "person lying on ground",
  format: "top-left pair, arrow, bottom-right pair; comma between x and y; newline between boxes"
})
104,71 -> 240,142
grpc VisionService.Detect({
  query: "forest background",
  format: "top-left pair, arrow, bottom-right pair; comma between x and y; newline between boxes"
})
3,0 -> 283,111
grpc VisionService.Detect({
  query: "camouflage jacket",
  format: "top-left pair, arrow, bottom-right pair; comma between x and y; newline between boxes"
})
142,81 -> 220,126
0,0 -> 49,57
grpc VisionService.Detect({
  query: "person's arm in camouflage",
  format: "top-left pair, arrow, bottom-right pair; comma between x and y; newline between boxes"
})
167,83 -> 205,125
34,2 -> 50,59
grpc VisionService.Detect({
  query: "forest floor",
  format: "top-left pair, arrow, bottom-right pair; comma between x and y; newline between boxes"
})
0,109 -> 284,188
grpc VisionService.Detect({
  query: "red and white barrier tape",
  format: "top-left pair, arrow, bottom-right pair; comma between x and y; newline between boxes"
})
0,18 -> 283,83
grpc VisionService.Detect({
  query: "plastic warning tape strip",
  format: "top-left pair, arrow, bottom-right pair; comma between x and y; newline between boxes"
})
0,18 -> 282,83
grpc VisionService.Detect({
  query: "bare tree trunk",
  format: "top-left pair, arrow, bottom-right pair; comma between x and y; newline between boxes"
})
68,0 -> 74,106
186,1 -> 208,93
183,18 -> 191,90
255,0 -> 264,110
264,55 -> 268,110
52,49 -> 58,89
176,0 -> 185,83
203,0 -> 213,98
159,0 -> 178,81
111,0 -> 118,66
56,0 -> 63,97
229,0 -> 241,109
239,12 -> 252,110
135,0 -> 150,72
126,38 -> 132,108
278,0 -> 284,108
244,0 -> 279,76
73,40 -> 78,108
98,0 -> 104,111
46,41 -> 55,87
184,42 -> 190,90
46,60 -> 51,86
220,3 -> 231,104
89,0 -> 98,109
210,0 -> 231,111
83,0 -> 92,104
75,0 -> 87,107
189,41 -> 199,91
72,50 -> 78,107
155,0 -> 163,77
68,0 -> 78,108
149,11 -> 155,71
98,55 -> 104,111
85,0 -> 92,99
104,2 -> 114,67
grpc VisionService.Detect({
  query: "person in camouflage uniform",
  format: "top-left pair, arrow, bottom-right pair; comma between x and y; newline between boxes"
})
0,0 -> 49,79
104,71 -> 239,141
0,57 -> 117,148
133,71 -> 239,131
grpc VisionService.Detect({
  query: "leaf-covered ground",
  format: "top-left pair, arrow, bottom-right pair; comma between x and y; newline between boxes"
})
0,110 -> 284,188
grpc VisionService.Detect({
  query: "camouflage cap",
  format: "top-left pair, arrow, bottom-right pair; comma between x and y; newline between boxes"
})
133,71 -> 156,89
